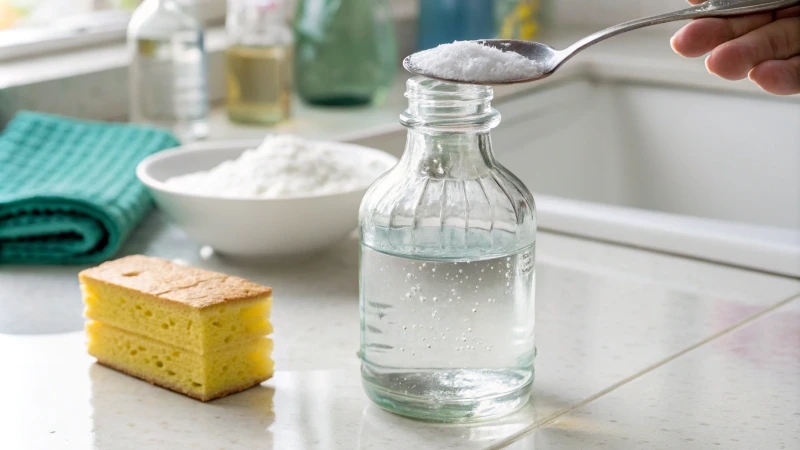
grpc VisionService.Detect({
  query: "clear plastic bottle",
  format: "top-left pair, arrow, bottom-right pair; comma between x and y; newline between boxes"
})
225,0 -> 292,124
128,0 -> 209,141
359,77 -> 537,422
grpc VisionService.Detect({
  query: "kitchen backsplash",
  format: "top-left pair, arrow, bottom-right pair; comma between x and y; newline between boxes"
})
0,0 -> 691,126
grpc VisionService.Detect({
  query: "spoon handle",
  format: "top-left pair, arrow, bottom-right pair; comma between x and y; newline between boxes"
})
559,0 -> 800,66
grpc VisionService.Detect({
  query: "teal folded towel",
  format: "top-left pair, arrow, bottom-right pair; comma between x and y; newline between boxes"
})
0,111 -> 179,264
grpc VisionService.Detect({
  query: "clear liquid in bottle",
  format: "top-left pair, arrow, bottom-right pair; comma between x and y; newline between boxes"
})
128,0 -> 209,141
360,240 -> 535,421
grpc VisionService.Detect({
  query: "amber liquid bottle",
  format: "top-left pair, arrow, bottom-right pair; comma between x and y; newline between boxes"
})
226,0 -> 292,125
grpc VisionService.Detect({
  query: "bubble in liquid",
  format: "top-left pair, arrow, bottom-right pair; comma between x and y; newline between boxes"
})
462,337 -> 467,342
412,325 -> 416,329
459,269 -> 463,273
427,344 -> 431,348
445,327 -> 450,331
405,293 -> 411,298
422,338 -> 425,341
422,263 -> 427,267
406,273 -> 413,279
457,296 -> 461,300
475,285 -> 479,289
506,257 -> 511,261
419,296 -> 426,302
401,347 -> 404,351
472,308 -> 477,313
402,326 -> 407,330
468,328 -> 472,332
480,269 -> 484,273
431,311 -> 437,318
418,266 -> 423,271
448,298 -> 453,302
411,309 -> 415,313
478,277 -> 482,281
465,276 -> 469,280
490,266 -> 494,270
432,296 -> 438,302
486,346 -> 491,350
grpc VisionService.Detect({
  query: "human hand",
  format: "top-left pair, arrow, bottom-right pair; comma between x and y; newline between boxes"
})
670,1 -> 800,95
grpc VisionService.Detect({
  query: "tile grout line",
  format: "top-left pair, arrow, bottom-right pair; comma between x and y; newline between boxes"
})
489,291 -> 800,450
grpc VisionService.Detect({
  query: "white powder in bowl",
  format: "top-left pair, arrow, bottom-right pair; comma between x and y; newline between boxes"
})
408,40 -> 543,83
165,135 -> 388,198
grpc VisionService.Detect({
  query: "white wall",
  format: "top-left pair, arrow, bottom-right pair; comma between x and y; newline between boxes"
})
550,0 -> 690,28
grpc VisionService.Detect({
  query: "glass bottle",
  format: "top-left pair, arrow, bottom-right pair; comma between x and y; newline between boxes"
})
293,0 -> 397,106
226,0 -> 293,125
128,0 -> 209,141
359,77 -> 537,421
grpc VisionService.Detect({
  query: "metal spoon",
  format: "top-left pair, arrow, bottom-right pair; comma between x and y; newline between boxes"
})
403,0 -> 800,85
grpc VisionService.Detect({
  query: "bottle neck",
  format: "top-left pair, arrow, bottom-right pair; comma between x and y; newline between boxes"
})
398,77 -> 500,177
400,78 -> 500,135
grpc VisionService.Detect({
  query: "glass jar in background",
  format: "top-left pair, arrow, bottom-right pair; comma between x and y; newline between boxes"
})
226,0 -> 292,125
417,0 -> 496,51
293,0 -> 397,107
359,77 -> 537,421
128,0 -> 209,141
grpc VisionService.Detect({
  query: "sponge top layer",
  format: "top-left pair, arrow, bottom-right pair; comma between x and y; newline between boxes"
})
79,255 -> 272,309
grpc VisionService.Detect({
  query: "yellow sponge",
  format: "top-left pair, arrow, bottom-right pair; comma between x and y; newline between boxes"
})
79,255 -> 274,401
86,321 -> 274,401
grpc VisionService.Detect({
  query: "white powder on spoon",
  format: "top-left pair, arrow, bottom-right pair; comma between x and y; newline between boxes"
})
408,40 -> 543,83
165,135 -> 387,198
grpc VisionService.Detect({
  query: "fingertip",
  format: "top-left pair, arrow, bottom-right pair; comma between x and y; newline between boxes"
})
670,20 -> 726,58
706,44 -> 750,80
749,59 -> 800,95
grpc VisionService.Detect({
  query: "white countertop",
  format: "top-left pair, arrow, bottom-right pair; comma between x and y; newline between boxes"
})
1,211 -> 799,449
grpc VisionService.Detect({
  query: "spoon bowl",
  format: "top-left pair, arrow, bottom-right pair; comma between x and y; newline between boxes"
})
402,40 -> 560,85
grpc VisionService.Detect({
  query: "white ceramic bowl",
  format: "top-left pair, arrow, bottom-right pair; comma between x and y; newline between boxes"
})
136,139 -> 398,257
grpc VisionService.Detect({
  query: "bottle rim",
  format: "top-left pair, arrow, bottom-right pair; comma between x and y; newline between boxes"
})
400,77 -> 500,132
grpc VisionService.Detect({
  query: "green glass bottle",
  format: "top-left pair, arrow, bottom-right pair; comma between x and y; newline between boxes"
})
293,0 -> 397,106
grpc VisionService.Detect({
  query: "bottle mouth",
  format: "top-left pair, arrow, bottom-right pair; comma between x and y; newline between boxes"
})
400,77 -> 500,132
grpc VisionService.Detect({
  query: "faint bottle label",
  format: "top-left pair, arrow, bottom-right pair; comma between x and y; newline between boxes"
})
520,250 -> 534,275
